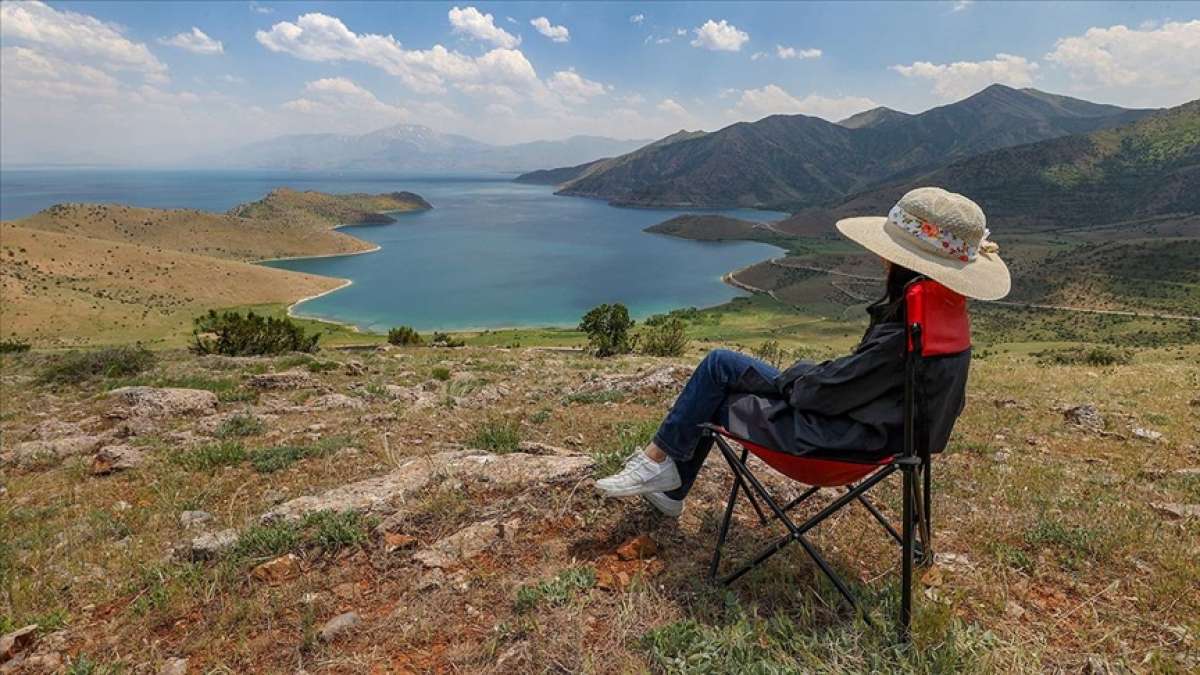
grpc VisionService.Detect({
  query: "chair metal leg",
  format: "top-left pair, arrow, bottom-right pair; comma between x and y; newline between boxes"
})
900,463 -> 915,642
855,492 -> 904,546
709,455 -> 743,580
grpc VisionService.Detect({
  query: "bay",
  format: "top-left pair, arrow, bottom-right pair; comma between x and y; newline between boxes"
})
0,170 -> 785,331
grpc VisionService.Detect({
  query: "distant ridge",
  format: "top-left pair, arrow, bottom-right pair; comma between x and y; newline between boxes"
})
518,85 -> 1156,209
209,124 -> 650,173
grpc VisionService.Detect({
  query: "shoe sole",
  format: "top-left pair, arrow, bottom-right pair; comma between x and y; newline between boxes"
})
596,474 -> 682,498
642,492 -> 683,517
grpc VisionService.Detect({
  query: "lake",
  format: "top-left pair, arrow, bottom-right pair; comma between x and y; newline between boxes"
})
0,170 -> 784,331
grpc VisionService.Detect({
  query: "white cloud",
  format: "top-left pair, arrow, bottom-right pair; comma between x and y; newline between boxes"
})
732,84 -> 877,122
159,27 -> 224,55
282,77 -> 408,121
690,19 -> 749,52
1045,20 -> 1200,104
891,53 -> 1038,99
546,69 -> 607,104
750,51 -> 767,61
776,44 -> 821,60
448,6 -> 520,48
630,14 -> 645,24
249,1 -> 273,15
676,28 -> 687,36
951,1 -> 973,12
221,74 -> 246,84
1,45 -> 121,101
530,17 -> 569,43
486,102 -> 514,116
655,37 -> 671,45
657,98 -> 688,116
0,1 -> 168,82
255,12 -> 539,98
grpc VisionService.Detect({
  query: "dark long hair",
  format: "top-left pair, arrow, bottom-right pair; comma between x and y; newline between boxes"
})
872,263 -> 923,324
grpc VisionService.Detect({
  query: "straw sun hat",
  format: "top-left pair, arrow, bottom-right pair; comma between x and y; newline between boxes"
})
836,187 -> 1011,301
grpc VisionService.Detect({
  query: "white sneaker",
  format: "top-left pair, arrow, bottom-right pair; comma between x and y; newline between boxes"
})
596,452 -> 681,497
642,491 -> 683,517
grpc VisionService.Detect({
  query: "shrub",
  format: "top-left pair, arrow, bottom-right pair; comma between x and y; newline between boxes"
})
172,440 -> 247,472
430,332 -> 465,348
579,303 -> 635,357
753,340 -> 788,368
471,418 -> 521,454
191,310 -> 318,356
39,346 -> 156,384
431,366 -> 452,381
638,318 -> 688,357
215,413 -> 265,438
387,326 -> 423,346
303,510 -> 373,552
0,339 -> 31,354
1034,345 -> 1133,367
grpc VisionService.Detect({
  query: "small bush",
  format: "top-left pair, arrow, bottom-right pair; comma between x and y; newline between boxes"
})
249,436 -> 346,473
431,366 -> 452,381
753,340 -> 788,368
1034,345 -> 1132,367
0,339 -> 31,354
172,440 -> 247,472
471,418 -> 521,454
387,326 -> 423,346
430,332 -> 465,348
232,521 -> 300,561
579,303 -> 635,357
191,310 -> 318,356
39,346 -> 156,384
215,413 -> 265,438
638,318 -> 688,357
515,566 -> 596,613
303,510 -> 374,552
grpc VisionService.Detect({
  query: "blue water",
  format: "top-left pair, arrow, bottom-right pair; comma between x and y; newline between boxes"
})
1,169 -> 784,331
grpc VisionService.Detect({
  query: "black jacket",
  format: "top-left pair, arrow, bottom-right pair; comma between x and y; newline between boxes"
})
725,303 -> 970,460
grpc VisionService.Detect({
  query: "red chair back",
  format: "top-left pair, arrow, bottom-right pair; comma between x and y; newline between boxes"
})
905,280 -> 970,356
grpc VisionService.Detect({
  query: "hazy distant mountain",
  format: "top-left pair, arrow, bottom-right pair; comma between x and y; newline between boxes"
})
210,125 -> 650,173
520,85 -> 1155,209
781,98 -> 1200,231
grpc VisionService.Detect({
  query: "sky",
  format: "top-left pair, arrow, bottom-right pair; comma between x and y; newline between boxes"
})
2,0 -> 1198,166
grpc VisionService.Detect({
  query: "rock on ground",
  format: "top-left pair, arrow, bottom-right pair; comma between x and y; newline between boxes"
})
263,451 -> 593,523
159,657 -> 189,675
0,624 -> 38,662
108,387 -> 218,418
1151,502 -> 1200,519
414,519 -> 501,568
179,511 -> 213,529
252,553 -> 300,583
1062,404 -> 1104,432
305,393 -> 365,411
3,433 -> 111,467
572,365 -> 690,396
90,444 -> 145,475
319,612 -> 360,642
247,370 -> 316,390
187,528 -> 238,560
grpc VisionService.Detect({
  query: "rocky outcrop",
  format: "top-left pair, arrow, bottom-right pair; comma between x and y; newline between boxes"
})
572,365 -> 690,396
90,444 -> 145,475
306,393 -> 366,411
3,434 -> 111,467
108,386 -> 218,418
247,370 -> 316,390
413,519 -> 500,568
263,450 -> 593,523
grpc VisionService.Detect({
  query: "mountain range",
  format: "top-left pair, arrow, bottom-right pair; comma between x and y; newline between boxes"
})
780,98 -> 1200,232
518,85 -> 1156,211
209,125 -> 650,174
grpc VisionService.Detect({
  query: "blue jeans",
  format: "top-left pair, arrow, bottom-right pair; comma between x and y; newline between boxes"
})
653,349 -> 780,501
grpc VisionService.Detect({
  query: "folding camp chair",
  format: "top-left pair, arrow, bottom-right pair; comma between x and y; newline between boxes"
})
704,278 -> 970,641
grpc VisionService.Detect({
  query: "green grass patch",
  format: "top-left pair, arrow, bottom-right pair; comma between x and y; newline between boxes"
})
248,435 -> 347,473
564,390 -> 627,405
515,566 -> 596,613
592,417 -> 660,478
214,413 -> 265,439
230,510 -> 375,562
470,418 -> 521,454
171,440 -> 247,472
431,366 -> 451,381
39,346 -> 156,384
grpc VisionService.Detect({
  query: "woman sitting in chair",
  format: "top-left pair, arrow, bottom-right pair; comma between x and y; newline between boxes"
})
596,187 -> 1010,516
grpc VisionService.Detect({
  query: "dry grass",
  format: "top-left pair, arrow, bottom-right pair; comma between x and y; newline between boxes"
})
1,342 -> 1197,672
